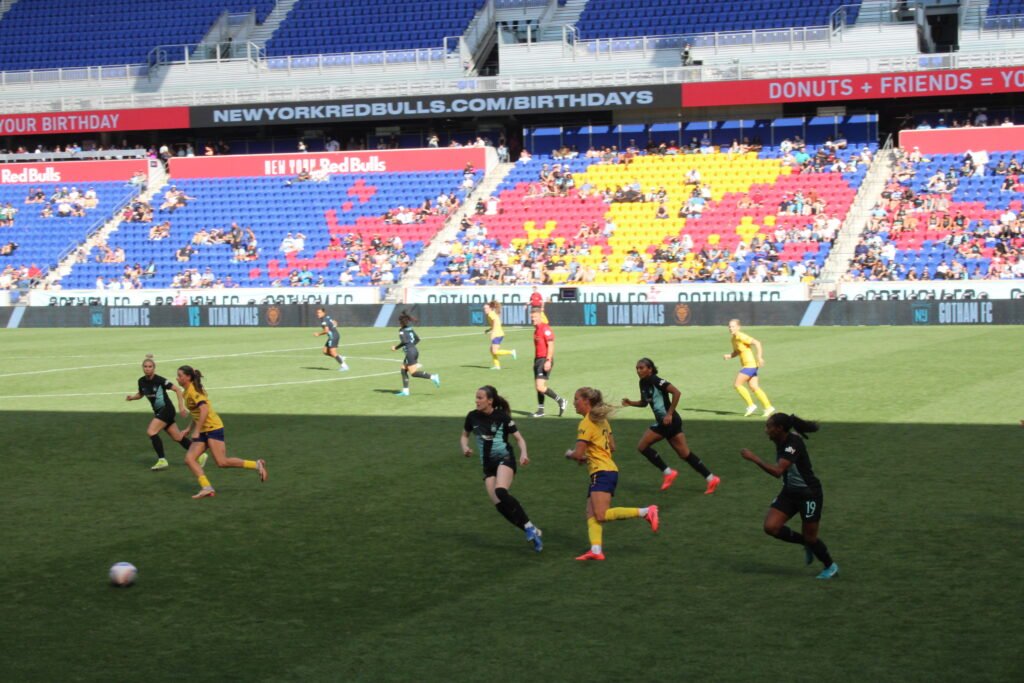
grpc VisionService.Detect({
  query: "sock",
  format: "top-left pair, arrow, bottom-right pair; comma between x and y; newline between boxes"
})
401,369 -> 410,388
544,388 -> 562,402
494,501 -> 518,526
243,460 -> 257,469
809,539 -> 834,567
179,436 -> 192,449
640,447 -> 669,471
495,488 -> 529,529
587,517 -> 603,552
149,434 -> 165,458
753,387 -> 772,408
334,355 -> 344,365
524,521 -> 536,531
491,353 -> 501,368
604,507 -> 640,521
775,526 -> 806,545
198,475 -> 212,489
494,349 -> 513,356
638,507 -> 649,517
735,385 -> 755,406
536,391 -> 546,408
683,451 -> 712,478
412,370 -> 431,380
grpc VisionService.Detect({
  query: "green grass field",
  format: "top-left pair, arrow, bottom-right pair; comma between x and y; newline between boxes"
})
1,325 -> 1022,682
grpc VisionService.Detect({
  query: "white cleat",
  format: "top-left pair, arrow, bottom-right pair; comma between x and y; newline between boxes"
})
744,405 -> 758,417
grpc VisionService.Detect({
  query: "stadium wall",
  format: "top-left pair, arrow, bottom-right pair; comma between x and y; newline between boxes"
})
4,300 -> 1023,328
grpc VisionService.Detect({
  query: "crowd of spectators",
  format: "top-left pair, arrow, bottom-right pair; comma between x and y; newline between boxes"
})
912,110 -> 1019,130
0,263 -> 42,290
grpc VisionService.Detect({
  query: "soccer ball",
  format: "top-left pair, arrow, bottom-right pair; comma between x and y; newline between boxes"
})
109,562 -> 137,587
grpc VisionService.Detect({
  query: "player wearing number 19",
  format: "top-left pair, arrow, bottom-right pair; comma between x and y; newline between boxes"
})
460,385 -> 543,552
314,307 -> 348,371
740,412 -> 839,579
125,355 -> 193,471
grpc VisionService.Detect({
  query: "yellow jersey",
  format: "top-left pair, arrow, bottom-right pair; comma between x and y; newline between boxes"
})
487,309 -> 504,339
184,383 -> 224,432
731,331 -> 758,368
577,414 -> 617,475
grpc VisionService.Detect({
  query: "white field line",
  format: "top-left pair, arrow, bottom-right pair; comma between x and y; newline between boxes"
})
0,329 -> 526,380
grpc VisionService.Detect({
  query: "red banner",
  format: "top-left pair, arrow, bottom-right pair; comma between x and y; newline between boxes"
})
899,125 -> 1024,154
0,107 -> 190,136
682,66 -> 1024,107
0,159 -> 148,184
168,147 -> 489,179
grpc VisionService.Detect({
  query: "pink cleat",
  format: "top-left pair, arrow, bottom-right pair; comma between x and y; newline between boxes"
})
660,469 -> 678,491
644,505 -> 660,533
704,475 -> 721,495
192,487 -> 216,499
575,550 -> 606,561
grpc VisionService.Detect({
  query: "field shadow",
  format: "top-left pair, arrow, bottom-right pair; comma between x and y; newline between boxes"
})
459,364 -> 494,370
686,407 -> 741,416
301,366 -> 334,372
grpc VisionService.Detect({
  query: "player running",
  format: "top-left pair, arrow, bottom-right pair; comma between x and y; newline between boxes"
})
567,387 -> 659,561
530,309 -> 566,418
740,412 -> 839,579
392,310 -> 440,396
125,354 -> 196,471
483,300 -> 516,370
460,385 -> 543,552
314,307 -> 348,371
621,358 -> 720,494
176,365 -> 267,499
724,318 -> 775,417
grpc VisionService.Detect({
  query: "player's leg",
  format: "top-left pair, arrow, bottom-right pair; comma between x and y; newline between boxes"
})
735,372 -> 757,415
146,417 -> 169,469
668,432 -> 719,493
186,439 -> 216,498
164,422 -> 192,451
207,434 -> 259,472
494,463 -> 541,550
532,376 -> 548,417
398,362 -> 411,395
748,375 -> 774,415
577,495 -> 606,560
636,428 -> 677,489
800,497 -> 837,576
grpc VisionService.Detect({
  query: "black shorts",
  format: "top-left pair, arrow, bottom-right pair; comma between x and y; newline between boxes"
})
533,357 -> 552,379
404,348 -> 420,366
649,413 -> 684,439
482,454 -> 516,479
153,406 -> 176,426
771,488 -> 824,522
325,334 -> 339,349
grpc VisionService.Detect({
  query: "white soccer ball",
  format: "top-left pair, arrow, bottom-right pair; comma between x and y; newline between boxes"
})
109,562 -> 137,587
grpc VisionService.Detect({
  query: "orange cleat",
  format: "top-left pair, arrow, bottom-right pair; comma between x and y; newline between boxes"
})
704,475 -> 721,495
192,487 -> 216,499
575,550 -> 606,561
644,505 -> 660,533
660,469 -> 678,491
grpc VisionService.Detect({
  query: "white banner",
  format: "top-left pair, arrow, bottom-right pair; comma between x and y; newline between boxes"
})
0,291 -> 9,307
837,281 -> 1024,301
402,283 -> 809,304
26,287 -> 381,307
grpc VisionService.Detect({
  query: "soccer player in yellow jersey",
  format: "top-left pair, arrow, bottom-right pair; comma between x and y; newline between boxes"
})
483,301 -> 516,370
176,365 -> 267,499
724,318 -> 775,418
565,387 -> 659,561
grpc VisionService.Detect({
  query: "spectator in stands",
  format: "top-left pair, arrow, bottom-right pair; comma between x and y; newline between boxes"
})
176,244 -> 194,262
0,203 -> 17,227
0,241 -> 17,256
149,221 -> 171,240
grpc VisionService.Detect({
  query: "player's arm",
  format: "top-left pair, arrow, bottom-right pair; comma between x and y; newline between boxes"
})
544,340 -> 554,370
750,337 -> 765,366
191,403 -> 209,439
512,430 -> 529,465
314,326 -> 326,337
663,382 -> 682,424
169,384 -> 187,416
125,391 -> 142,401
740,448 -> 789,478
566,439 -> 588,463
723,348 -> 738,360
460,431 -> 473,457
621,396 -> 646,407
392,332 -> 407,351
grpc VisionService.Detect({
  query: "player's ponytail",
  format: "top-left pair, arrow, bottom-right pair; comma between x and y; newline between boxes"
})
771,412 -> 819,439
577,386 -> 616,422
479,385 -> 510,414
637,357 -> 658,374
178,365 -> 206,395
142,353 -> 155,369
398,310 -> 418,327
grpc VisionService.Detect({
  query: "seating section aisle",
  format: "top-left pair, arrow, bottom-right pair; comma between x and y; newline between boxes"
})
0,182 -> 139,288
851,151 -> 1024,281
575,0 -> 856,39
266,0 -> 483,57
59,171 -> 481,289
0,0 -> 275,71
423,146 -> 869,286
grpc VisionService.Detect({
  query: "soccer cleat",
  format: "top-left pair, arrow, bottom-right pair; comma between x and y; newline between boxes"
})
490,365 -> 501,371
530,411 -> 545,418
816,563 -> 839,580
763,406 -> 777,417
338,364 -> 349,372
660,469 -> 678,491
575,550 -> 605,561
396,389 -> 410,396
805,546 -> 815,566
644,505 -> 660,533
704,475 -> 721,495
150,458 -> 169,471
557,397 -> 568,417
511,349 -> 517,361
431,374 -> 441,387
525,526 -> 543,553
744,404 -> 758,417
192,487 -> 216,499
256,459 -> 268,483
198,453 -> 208,469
